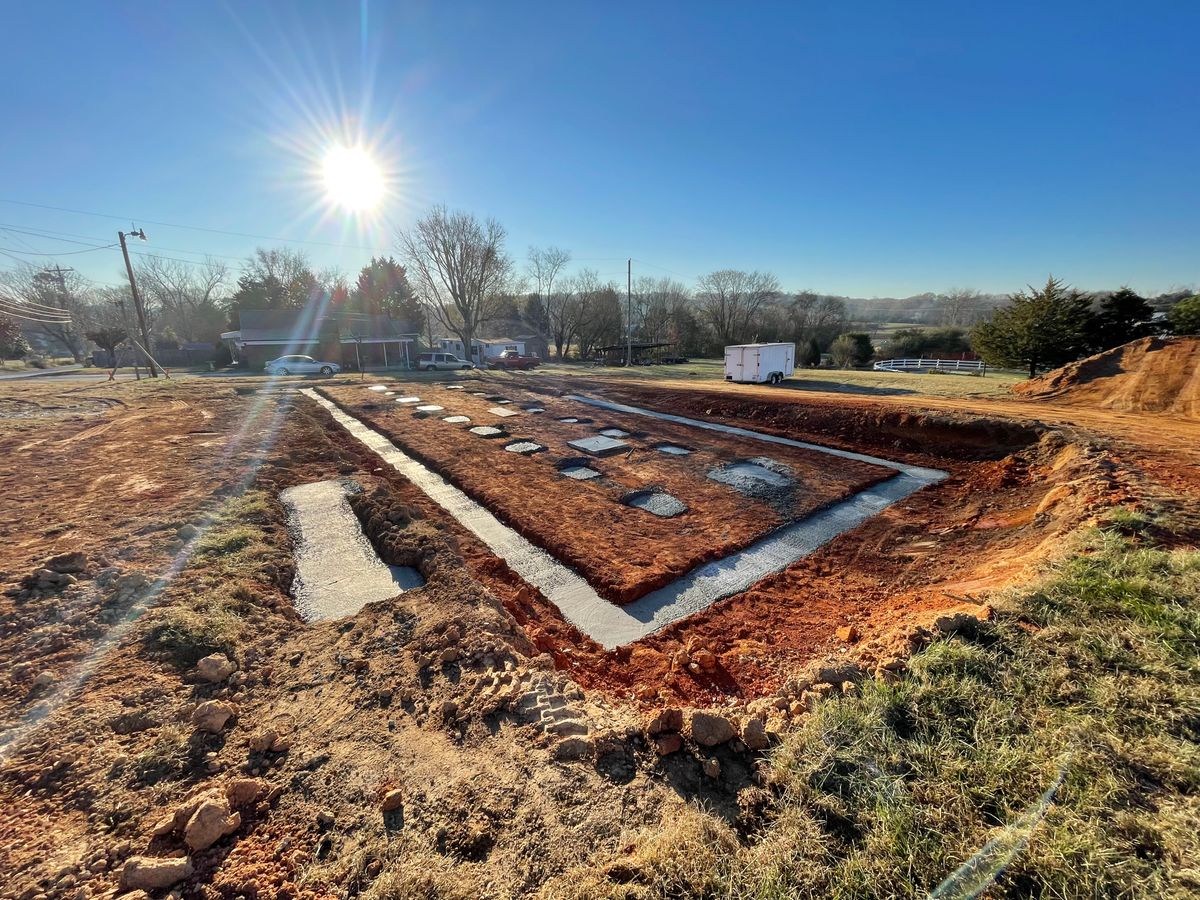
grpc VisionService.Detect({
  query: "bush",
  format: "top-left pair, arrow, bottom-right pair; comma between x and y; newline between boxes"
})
882,326 -> 970,359
830,332 -> 873,368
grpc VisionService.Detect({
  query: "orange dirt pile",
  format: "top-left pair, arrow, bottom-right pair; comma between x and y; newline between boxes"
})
1012,336 -> 1200,418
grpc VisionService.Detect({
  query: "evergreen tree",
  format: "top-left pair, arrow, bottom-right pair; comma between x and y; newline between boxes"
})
1169,295 -> 1200,335
1087,286 -> 1154,351
801,336 -> 822,367
971,277 -> 1094,378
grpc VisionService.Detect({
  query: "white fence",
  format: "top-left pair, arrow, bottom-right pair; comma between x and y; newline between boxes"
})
873,358 -> 987,375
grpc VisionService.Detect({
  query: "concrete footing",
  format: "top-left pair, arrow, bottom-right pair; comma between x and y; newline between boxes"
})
305,390 -> 946,648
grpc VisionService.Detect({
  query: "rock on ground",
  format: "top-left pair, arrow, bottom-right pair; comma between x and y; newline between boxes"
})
192,700 -> 237,733
184,796 -> 241,850
381,788 -> 404,812
195,653 -> 237,683
120,856 -> 193,891
742,716 -> 770,750
646,707 -> 683,735
688,711 -> 737,747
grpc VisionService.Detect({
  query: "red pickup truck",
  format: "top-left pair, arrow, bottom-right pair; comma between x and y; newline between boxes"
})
488,350 -> 541,370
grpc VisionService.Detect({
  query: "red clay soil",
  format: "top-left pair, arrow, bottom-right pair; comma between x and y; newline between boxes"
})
323,382 -> 892,603
1012,336 -> 1200,419
469,379 -> 1137,708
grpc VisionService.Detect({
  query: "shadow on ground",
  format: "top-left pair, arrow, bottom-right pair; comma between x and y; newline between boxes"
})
776,378 -> 918,396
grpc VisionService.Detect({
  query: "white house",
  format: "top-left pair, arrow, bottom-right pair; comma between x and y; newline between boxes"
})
437,337 -> 525,365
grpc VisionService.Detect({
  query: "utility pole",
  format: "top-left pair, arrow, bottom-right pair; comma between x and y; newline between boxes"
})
45,264 -> 74,289
111,298 -> 141,380
626,258 -> 632,367
118,228 -> 159,377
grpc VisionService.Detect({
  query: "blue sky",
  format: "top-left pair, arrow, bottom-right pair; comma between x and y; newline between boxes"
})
1,1 -> 1197,297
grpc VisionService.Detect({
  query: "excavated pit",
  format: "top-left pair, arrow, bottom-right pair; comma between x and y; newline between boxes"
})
306,387 -> 952,647
291,378 -> 1126,707
505,440 -> 546,455
560,465 -> 602,481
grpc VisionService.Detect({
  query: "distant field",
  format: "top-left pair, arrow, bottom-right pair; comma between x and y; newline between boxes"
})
531,359 -> 1025,399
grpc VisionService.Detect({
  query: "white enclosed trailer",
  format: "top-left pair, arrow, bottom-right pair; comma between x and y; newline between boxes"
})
724,342 -> 795,385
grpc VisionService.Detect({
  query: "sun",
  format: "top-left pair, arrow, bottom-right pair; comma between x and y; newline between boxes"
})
321,145 -> 385,211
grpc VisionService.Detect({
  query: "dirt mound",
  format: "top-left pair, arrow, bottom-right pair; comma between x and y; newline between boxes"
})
1013,336 -> 1200,418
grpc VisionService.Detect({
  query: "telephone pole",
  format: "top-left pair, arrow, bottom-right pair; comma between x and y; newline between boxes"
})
626,258 -> 632,367
118,228 -> 158,377
110,297 -> 141,380
45,264 -> 74,289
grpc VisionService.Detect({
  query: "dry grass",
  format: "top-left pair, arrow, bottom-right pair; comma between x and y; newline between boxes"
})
141,490 -> 283,667
528,359 -> 1024,399
540,510 -> 1200,899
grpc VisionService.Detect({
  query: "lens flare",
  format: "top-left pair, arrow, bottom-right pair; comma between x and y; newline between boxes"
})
322,145 -> 385,211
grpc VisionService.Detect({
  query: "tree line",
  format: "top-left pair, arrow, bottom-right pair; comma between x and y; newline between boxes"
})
1,204 -> 1197,371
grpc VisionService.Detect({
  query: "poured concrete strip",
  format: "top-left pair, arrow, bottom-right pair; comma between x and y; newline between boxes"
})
304,390 -> 944,648
282,479 -> 424,622
565,394 -> 946,481
619,473 -> 932,632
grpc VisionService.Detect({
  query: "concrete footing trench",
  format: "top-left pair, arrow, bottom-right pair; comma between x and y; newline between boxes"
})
301,388 -> 946,648
281,479 -> 424,622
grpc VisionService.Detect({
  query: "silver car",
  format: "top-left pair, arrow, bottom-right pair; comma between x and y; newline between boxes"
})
416,351 -> 475,371
264,355 -> 341,376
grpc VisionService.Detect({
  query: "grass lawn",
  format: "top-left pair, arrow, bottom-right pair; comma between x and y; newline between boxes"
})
530,359 -> 1026,400
1,358 -> 78,371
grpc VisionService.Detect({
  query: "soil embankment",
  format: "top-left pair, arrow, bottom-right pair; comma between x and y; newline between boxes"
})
1013,336 -> 1200,418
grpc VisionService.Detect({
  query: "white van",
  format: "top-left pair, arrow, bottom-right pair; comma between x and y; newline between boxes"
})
417,351 -> 475,371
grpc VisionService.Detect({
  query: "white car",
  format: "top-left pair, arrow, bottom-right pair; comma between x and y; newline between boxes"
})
264,355 -> 340,376
417,351 -> 475,371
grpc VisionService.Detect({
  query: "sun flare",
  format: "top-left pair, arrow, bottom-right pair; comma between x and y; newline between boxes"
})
321,145 -> 385,211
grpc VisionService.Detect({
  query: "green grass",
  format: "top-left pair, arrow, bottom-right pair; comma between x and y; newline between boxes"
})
141,490 -> 279,667
543,514 -> 1200,900
526,359 -> 1025,399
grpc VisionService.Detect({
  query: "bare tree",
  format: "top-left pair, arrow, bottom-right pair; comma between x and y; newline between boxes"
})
790,290 -> 848,348
634,276 -> 691,344
937,287 -> 984,328
0,263 -> 97,361
546,284 -> 581,360
695,270 -> 780,346
136,256 -> 229,343
527,246 -> 571,338
571,269 -> 622,359
398,206 -> 512,359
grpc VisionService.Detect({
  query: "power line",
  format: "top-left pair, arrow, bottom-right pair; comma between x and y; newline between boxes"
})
0,223 -> 249,263
0,198 -> 395,253
0,243 -> 116,257
0,300 -> 72,323
0,292 -> 75,314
